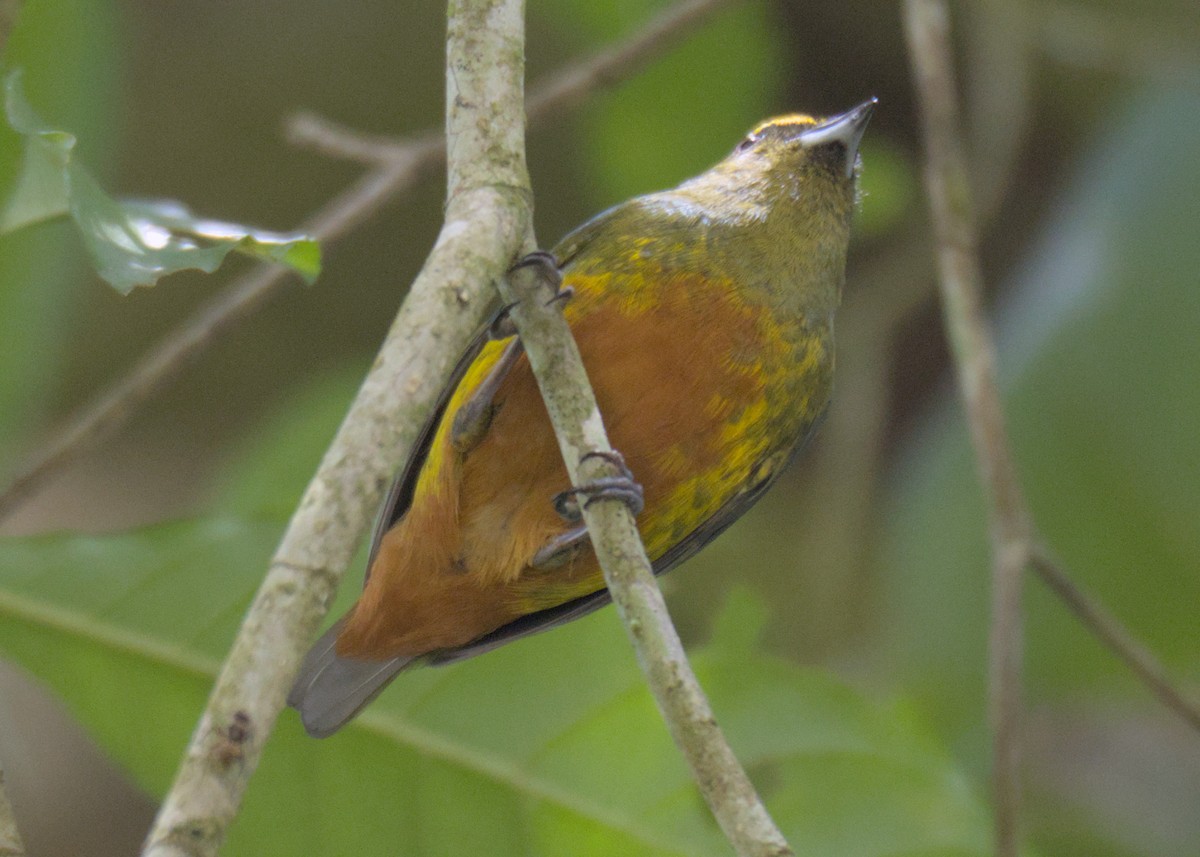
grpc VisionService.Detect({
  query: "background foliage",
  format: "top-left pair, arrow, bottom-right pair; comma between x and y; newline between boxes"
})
0,0 -> 1198,855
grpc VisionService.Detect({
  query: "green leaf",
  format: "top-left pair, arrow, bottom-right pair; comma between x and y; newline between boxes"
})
0,516 -> 995,855
0,69 -> 321,293
0,0 -> 120,449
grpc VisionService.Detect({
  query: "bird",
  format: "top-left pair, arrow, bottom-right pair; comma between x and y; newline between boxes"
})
289,99 -> 876,737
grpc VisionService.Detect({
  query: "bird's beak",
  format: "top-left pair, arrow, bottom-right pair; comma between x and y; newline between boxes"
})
799,98 -> 878,177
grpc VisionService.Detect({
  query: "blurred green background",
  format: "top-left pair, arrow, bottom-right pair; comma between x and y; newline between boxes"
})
0,0 -> 1198,855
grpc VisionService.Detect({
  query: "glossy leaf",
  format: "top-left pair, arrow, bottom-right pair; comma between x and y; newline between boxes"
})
0,70 -> 320,293
0,0 -> 119,449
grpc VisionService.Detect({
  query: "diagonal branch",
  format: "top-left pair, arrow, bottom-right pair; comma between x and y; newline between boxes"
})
1029,544 -> 1200,732
0,0 -> 741,525
500,260 -> 793,857
902,1 -> 1031,854
904,1 -> 1200,853
138,1 -> 535,853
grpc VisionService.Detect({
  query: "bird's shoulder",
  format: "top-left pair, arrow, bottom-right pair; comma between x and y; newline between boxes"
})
552,191 -> 715,277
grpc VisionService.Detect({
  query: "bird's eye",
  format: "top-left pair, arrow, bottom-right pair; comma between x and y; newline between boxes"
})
735,135 -> 757,153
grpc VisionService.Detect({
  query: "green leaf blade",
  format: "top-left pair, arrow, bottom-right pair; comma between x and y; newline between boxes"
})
1,69 -> 322,292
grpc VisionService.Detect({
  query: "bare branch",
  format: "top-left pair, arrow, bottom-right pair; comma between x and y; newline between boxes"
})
500,262 -> 793,857
902,1 -> 1032,854
1029,545 -> 1200,733
0,758 -> 25,857
288,0 -> 740,164
0,0 -> 742,524
138,1 -> 534,853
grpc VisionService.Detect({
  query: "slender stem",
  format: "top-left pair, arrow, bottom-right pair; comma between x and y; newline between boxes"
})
902,2 -> 1032,854
139,1 -> 534,853
0,758 -> 25,857
1029,544 -> 1200,732
0,0 -> 742,525
499,269 -> 793,856
288,0 -> 740,164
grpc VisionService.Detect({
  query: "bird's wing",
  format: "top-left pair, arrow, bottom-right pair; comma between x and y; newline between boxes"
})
363,315 -> 505,582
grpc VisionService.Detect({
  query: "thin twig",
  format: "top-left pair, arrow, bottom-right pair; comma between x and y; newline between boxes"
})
0,0 -> 741,524
285,111 -> 428,165
500,264 -> 793,857
138,0 -> 537,852
288,0 -> 739,164
902,2 -> 1032,855
1029,544 -> 1200,732
0,758 -> 25,857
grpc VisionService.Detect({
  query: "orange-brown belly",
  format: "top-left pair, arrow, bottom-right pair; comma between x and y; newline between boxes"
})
338,271 -> 826,659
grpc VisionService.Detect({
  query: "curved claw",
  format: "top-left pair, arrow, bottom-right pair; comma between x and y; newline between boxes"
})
552,450 -> 645,522
510,251 -> 573,308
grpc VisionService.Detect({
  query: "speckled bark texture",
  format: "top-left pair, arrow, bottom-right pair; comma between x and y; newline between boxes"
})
141,2 -> 532,855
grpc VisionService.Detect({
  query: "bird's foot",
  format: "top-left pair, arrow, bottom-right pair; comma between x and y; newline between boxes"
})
552,450 -> 645,522
510,250 -> 574,309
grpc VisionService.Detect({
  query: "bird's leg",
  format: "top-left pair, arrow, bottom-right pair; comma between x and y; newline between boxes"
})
489,251 -> 572,339
510,250 -> 575,308
552,451 -> 645,522
534,453 -> 643,570
454,252 -> 572,453
450,337 -> 523,453
531,525 -> 589,570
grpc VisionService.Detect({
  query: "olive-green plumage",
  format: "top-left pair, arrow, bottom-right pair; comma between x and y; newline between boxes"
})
289,100 -> 876,737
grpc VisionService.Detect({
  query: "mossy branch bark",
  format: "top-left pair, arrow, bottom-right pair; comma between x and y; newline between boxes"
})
139,2 -> 531,854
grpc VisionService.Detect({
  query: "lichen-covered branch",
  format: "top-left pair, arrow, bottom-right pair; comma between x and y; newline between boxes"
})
499,259 -> 793,857
139,2 -> 532,854
901,2 -> 1031,855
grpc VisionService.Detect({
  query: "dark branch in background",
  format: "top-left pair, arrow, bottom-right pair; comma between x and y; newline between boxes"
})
903,1 -> 1035,854
0,0 -> 742,524
0,757 -> 26,857
500,261 -> 793,857
904,1 -> 1200,854
1030,545 -> 1200,732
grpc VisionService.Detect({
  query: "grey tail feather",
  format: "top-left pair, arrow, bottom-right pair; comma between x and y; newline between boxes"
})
287,616 -> 417,738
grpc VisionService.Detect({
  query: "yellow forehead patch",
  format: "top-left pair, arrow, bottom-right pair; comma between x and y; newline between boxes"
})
751,113 -> 819,134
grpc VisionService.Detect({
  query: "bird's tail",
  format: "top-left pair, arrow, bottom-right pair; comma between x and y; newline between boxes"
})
287,616 -> 417,738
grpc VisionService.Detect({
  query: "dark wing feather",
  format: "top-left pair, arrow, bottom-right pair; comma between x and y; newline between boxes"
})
364,315 -> 502,581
